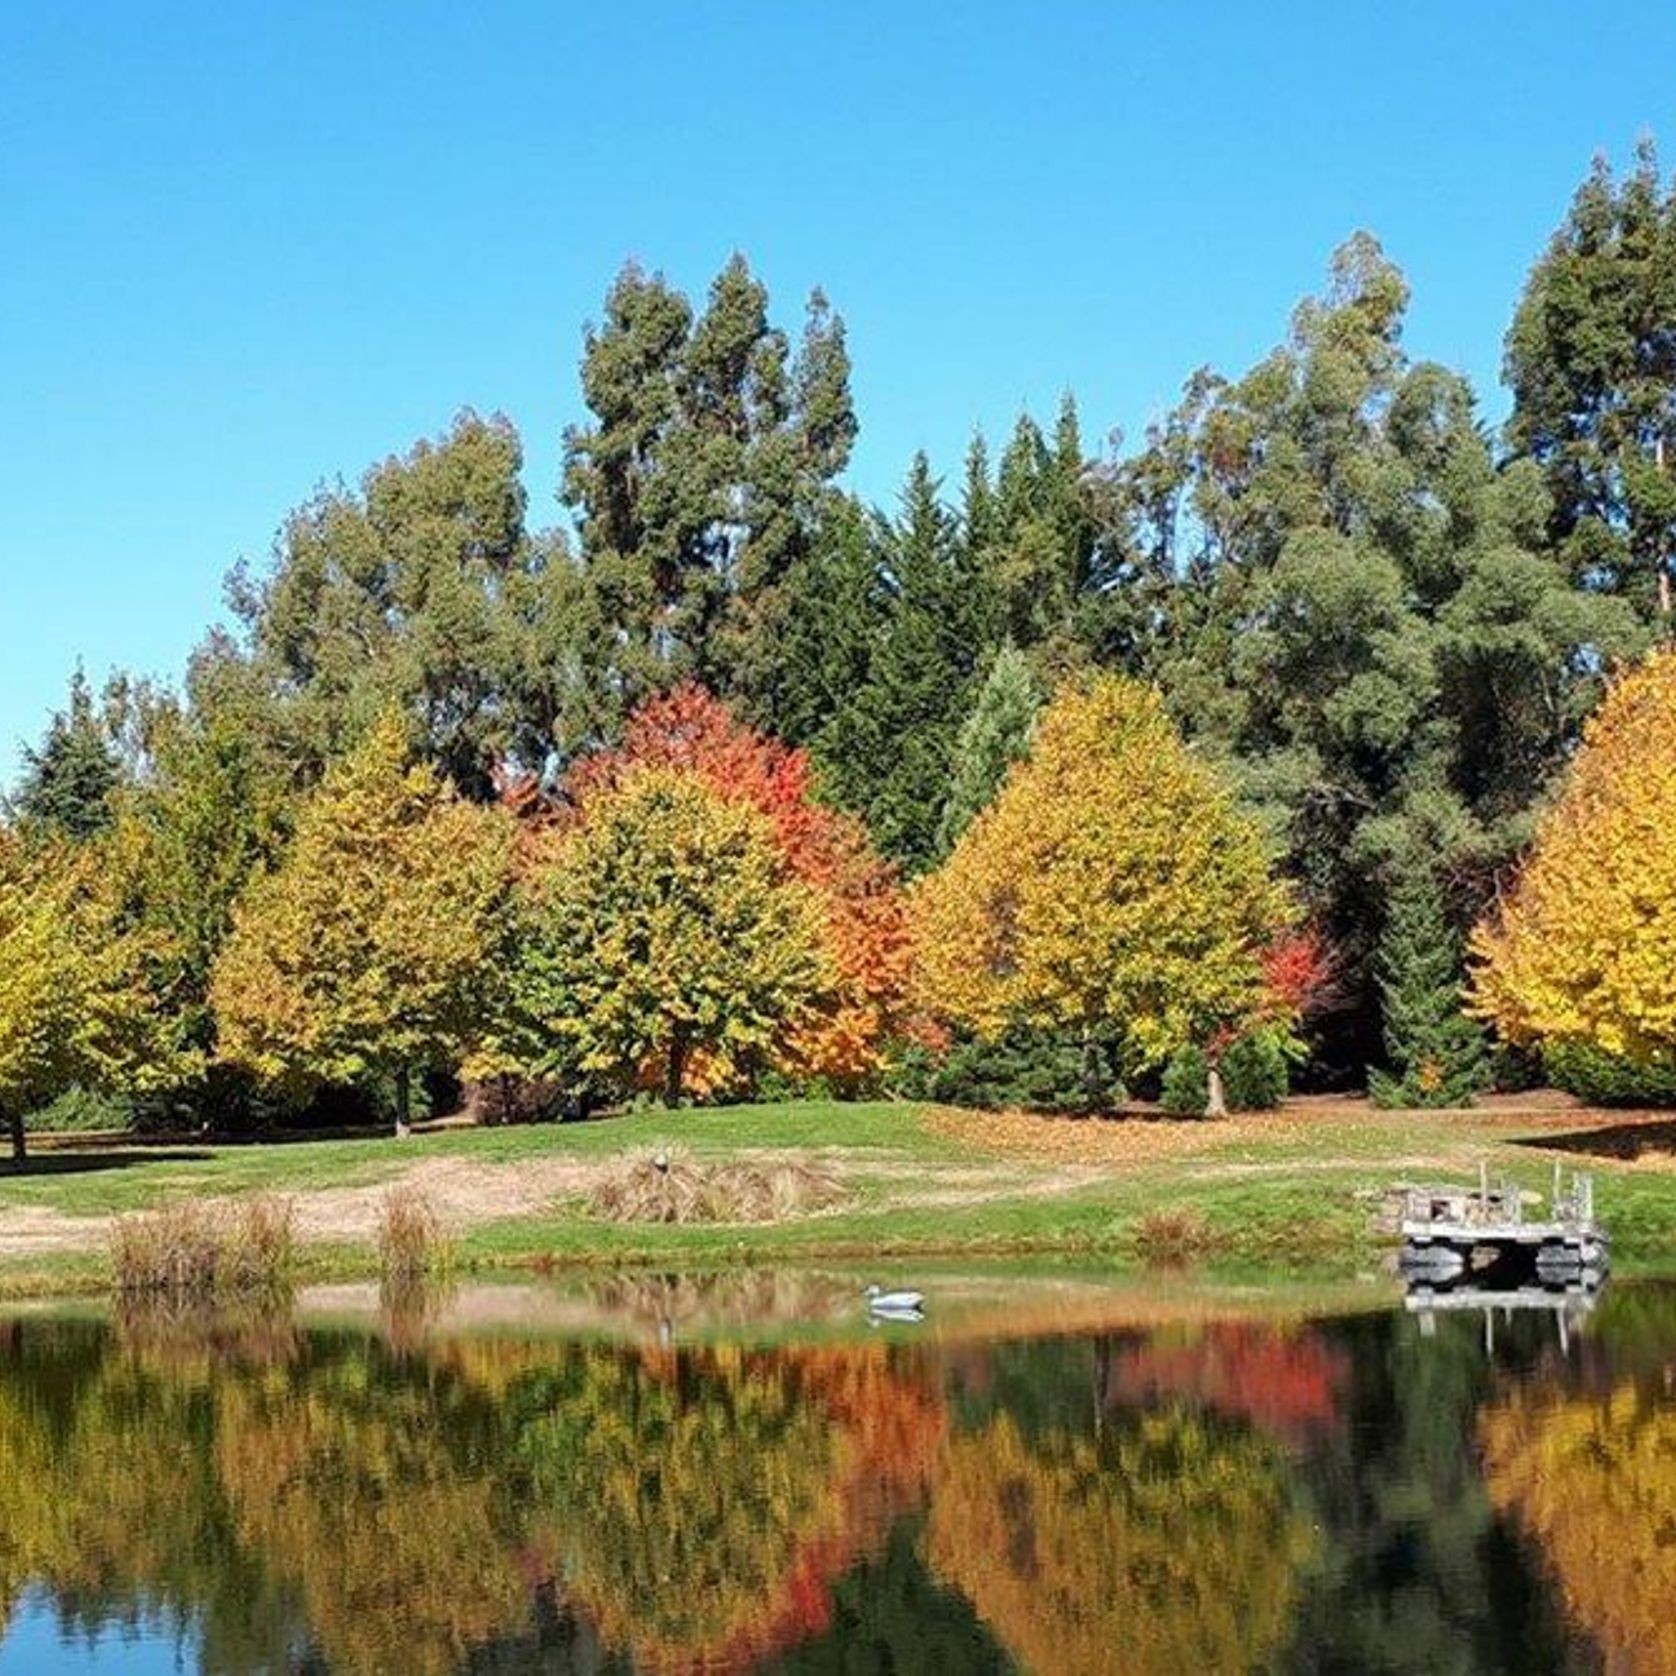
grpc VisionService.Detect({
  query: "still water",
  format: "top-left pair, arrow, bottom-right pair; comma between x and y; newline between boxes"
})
0,1272 -> 1660,1674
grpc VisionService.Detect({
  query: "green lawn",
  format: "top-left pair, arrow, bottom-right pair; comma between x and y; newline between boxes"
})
2,1097 -> 1673,1298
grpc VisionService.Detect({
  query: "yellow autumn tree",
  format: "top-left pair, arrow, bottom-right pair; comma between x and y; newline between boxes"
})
507,768 -> 834,1104
1471,648 -> 1676,1064
0,830 -> 183,1162
914,676 -> 1286,1091
211,714 -> 514,1133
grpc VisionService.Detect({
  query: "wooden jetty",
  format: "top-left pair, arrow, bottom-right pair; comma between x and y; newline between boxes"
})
1397,1161 -> 1608,1283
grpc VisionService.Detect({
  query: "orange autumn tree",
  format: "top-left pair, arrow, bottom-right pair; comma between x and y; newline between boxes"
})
558,685 -> 916,1092
1471,648 -> 1676,1069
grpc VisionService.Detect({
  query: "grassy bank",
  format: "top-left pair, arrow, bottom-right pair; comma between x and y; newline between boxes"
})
3,1097 -> 1676,1298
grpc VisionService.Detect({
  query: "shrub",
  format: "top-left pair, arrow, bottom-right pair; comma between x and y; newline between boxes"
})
28,1086 -> 135,1134
890,1027 -> 1126,1116
1544,1042 -> 1676,1108
1160,1031 -> 1290,1116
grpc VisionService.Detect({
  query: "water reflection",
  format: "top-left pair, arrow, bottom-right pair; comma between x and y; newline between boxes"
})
3,1280 -> 1675,1672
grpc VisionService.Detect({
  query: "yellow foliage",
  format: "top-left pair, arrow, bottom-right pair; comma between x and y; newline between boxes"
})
511,768 -> 835,1101
914,676 -> 1286,1071
1472,648 -> 1676,1061
928,1409 -> 1312,1676
0,831 -> 184,1147
211,713 -> 514,1091
1482,1381 -> 1676,1675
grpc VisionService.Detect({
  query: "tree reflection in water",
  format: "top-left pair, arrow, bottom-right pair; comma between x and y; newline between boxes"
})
5,1290 -> 1676,1672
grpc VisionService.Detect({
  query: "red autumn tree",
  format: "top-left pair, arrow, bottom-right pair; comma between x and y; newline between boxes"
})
558,685 -> 916,1090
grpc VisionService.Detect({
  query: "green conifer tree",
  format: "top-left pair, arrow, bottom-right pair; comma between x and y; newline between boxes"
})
936,644 -> 1042,854
1368,860 -> 1490,1108
11,671 -> 120,841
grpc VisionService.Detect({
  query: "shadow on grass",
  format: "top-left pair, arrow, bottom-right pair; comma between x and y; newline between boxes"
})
1511,1119 -> 1676,1162
0,1150 -> 216,1178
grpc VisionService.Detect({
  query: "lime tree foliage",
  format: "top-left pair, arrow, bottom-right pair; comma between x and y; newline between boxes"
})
211,715 -> 514,1132
915,677 -> 1287,1096
1471,648 -> 1676,1081
503,769 -> 834,1106
1368,858 -> 1490,1107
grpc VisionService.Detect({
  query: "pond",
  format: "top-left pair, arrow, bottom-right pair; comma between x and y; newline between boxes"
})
0,1269 -> 1662,1674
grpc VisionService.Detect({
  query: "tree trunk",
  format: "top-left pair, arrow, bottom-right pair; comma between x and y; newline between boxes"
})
6,1106 -> 24,1165
664,1023 -> 690,1109
394,1066 -> 412,1140
1205,1063 -> 1228,1119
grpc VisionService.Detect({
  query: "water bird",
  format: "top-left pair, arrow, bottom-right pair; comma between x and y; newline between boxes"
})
864,1284 -> 925,1313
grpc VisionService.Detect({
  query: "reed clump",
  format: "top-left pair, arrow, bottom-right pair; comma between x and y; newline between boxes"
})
1130,1205 -> 1224,1267
587,1146 -> 845,1225
377,1185 -> 450,1285
110,1194 -> 297,1301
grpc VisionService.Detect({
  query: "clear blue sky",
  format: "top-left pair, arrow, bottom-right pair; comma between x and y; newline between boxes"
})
4,2 -> 1675,784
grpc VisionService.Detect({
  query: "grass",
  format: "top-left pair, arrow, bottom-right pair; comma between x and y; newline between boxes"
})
5,1095 -> 1676,1298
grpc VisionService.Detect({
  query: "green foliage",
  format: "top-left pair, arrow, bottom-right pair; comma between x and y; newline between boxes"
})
1161,1030 -> 1291,1116
1543,1042 -> 1676,1109
562,257 -> 856,718
1368,860 -> 1490,1108
227,411 -> 586,791
10,670 -> 122,841
1505,141 -> 1676,615
937,643 -> 1042,855
891,1026 -> 1126,1117
27,1086 -> 136,1134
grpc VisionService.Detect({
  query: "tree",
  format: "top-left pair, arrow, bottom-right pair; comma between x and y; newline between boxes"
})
508,768 -> 833,1104
561,256 -> 856,713
0,839 -> 104,1161
10,670 -> 121,841
1368,857 -> 1490,1107
0,833 -> 179,1161
914,676 -> 1286,1090
1125,236 -> 1642,1074
1470,647 -> 1676,1067
210,714 -> 514,1133
1505,142 -> 1676,616
561,685 -> 914,1090
936,643 -> 1042,855
817,454 -> 987,870
228,411 -> 585,794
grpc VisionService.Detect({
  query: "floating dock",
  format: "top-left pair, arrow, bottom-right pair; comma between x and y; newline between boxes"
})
1397,1162 -> 1608,1285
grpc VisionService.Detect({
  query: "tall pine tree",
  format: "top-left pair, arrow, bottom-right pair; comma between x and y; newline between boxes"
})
1368,859 -> 1490,1108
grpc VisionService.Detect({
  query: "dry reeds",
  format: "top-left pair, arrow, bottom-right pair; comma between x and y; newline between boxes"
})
587,1146 -> 845,1225
377,1185 -> 449,1285
1130,1206 -> 1223,1268
110,1194 -> 297,1301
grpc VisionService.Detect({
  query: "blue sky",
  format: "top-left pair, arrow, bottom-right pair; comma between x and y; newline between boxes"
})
4,2 -> 1675,784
